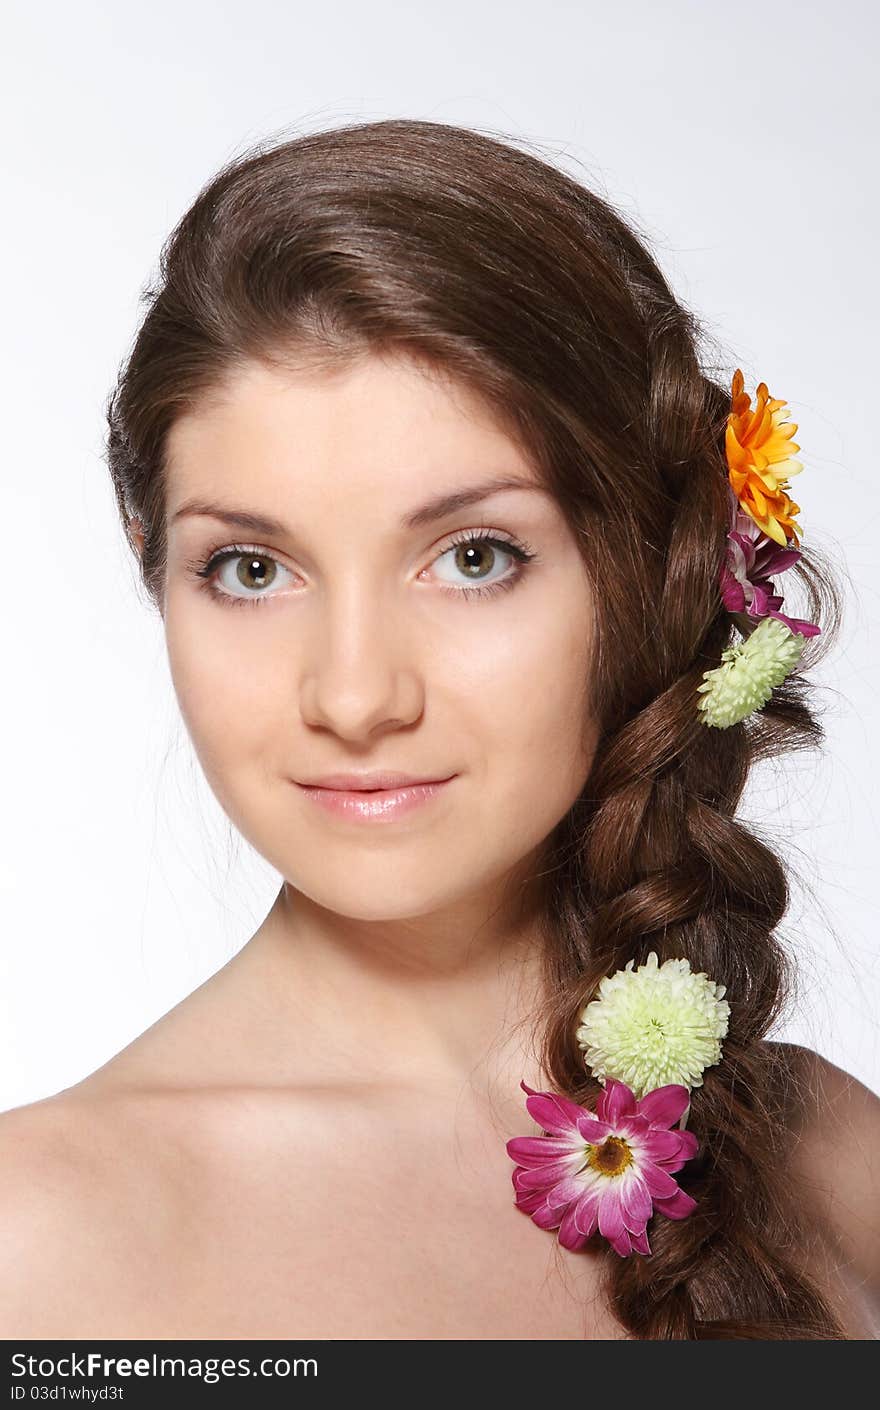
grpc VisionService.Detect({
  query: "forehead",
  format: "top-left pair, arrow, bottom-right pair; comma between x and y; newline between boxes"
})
164,354 -> 543,516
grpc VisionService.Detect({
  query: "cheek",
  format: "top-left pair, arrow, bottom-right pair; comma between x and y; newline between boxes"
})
492,671 -> 595,823
483,601 -> 598,826
163,605 -> 281,787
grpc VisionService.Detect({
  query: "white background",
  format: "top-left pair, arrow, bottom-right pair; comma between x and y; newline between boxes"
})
1,0 -> 877,1111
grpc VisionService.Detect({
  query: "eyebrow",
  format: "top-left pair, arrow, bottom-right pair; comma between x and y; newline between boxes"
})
168,474 -> 550,537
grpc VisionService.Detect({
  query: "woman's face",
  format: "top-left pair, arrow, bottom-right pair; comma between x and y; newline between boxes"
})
157,353 -> 599,926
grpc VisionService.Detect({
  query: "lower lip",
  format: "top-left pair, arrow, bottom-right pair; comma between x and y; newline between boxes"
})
294,777 -> 456,821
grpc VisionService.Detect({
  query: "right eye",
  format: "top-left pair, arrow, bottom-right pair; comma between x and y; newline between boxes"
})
189,544 -> 296,609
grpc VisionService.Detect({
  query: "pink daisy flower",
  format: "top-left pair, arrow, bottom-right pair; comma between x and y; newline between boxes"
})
507,1078 -> 700,1257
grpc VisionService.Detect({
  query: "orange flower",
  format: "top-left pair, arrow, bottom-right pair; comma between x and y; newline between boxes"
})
725,369 -> 803,547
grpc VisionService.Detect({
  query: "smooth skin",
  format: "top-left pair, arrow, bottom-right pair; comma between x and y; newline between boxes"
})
1,355 -> 877,1339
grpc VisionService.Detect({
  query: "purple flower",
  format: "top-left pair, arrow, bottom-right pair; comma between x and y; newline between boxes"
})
721,497 -> 820,638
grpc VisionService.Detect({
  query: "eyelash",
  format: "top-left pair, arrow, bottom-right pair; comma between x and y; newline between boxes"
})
184,528 -> 538,611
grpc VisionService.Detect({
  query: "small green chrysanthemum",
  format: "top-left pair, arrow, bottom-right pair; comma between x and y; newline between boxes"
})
576,951 -> 730,1100
696,615 -> 806,729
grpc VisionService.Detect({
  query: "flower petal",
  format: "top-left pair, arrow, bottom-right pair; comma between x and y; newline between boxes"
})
530,1200 -> 565,1231
514,1152 -> 588,1190
618,1113 -> 650,1137
597,1187 -> 627,1245
637,1084 -> 691,1128
650,1131 -> 698,1174
619,1174 -> 653,1232
557,1201 -> 592,1251
767,607 -> 821,637
523,1088 -> 589,1136
629,1225 -> 652,1255
638,1161 -> 682,1200
675,1130 -> 700,1162
575,1115 -> 613,1142
506,1134 -> 587,1168
654,1186 -> 698,1220
573,1190 -> 601,1237
545,1173 -> 595,1209
609,1227 -> 634,1257
512,1184 -> 547,1215
597,1079 -> 637,1126
638,1128 -> 686,1162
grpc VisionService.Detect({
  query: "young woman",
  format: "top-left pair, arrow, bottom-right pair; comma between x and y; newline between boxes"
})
2,118 -> 877,1340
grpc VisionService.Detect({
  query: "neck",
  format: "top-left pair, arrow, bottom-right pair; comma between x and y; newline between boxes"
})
219,870 -> 554,1103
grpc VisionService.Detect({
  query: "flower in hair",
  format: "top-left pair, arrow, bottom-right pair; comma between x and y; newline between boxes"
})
698,370 -> 820,728
507,1078 -> 698,1257
575,951 -> 730,1100
725,368 -> 804,548
721,498 -> 821,639
696,614 -> 807,728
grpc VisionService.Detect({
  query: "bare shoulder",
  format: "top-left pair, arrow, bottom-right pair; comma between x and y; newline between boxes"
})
0,1095 -> 101,1230
0,1088 -> 197,1337
0,1096 -> 103,1335
767,1040 -> 880,1329
0,1085 -> 182,1203
768,1041 -> 880,1215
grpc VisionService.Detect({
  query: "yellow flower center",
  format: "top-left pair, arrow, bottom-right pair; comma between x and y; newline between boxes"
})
586,1136 -> 633,1178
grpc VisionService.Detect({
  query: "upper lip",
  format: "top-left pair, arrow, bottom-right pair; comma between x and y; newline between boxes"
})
296,771 -> 454,791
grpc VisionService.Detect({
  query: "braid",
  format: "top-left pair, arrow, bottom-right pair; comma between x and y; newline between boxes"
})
533,314 -> 847,1339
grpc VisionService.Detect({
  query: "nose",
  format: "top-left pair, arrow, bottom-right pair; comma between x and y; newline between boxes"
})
298,580 -> 424,740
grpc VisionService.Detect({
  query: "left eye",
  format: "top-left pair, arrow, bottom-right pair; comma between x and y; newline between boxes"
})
431,535 -> 523,589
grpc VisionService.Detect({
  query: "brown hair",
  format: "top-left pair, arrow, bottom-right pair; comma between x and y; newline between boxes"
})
104,117 -> 847,1338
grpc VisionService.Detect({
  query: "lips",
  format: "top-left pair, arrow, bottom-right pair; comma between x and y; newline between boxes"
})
294,776 -> 456,822
297,771 -> 453,791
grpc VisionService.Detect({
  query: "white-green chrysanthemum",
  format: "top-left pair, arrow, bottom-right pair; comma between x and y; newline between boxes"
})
576,951 -> 730,1099
696,615 -> 805,729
